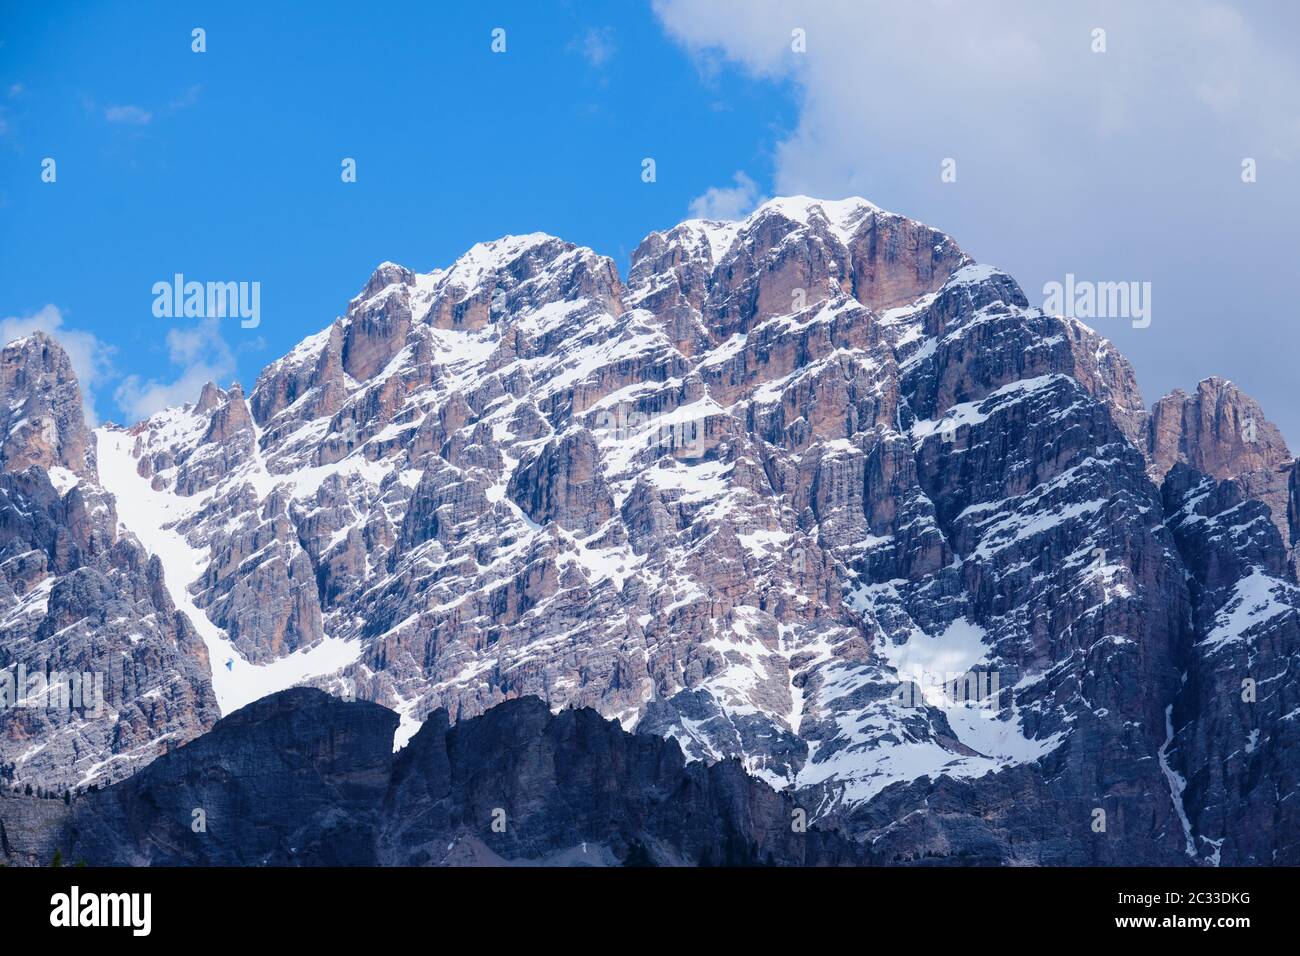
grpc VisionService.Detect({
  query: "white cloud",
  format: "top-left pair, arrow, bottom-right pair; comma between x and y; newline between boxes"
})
104,104 -> 152,125
98,88 -> 199,128
651,0 -> 1300,445
163,85 -> 201,113
0,305 -> 115,426
654,0 -> 1300,198
114,318 -> 236,423
688,171 -> 764,220
572,27 -> 616,67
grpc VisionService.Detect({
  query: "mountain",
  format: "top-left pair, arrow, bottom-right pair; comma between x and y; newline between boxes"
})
0,686 -> 864,866
0,333 -> 217,789
2,196 -> 1297,865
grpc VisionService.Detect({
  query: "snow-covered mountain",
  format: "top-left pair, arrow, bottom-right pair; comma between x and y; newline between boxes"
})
3,196 -> 1298,864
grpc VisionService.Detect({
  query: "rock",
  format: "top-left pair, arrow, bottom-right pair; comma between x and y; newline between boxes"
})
0,338 -> 218,790
507,430 -> 614,534
0,332 -> 92,478
1149,377 -> 1294,546
4,195 -> 1296,865
0,688 -> 866,867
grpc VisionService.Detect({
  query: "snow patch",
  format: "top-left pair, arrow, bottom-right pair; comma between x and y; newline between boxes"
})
95,427 -> 364,716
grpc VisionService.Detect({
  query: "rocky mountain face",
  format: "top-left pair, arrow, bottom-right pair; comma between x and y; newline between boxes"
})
2,196 -> 1297,865
1149,377 -> 1294,543
0,687 -> 864,866
1167,481 -> 1299,862
0,334 -> 218,791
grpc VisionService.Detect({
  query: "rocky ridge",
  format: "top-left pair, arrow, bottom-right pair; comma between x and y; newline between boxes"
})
0,687 -> 864,866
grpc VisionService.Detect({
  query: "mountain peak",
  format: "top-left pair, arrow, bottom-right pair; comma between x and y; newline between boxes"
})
1151,376 -> 1292,478
750,193 -> 887,228
0,331 -> 93,478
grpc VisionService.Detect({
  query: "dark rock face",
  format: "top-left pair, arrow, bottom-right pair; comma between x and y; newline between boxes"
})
1160,465 -> 1300,865
384,692 -> 862,866
38,688 -> 397,866
0,688 -> 864,866
4,197 -> 1299,866
507,430 -> 615,534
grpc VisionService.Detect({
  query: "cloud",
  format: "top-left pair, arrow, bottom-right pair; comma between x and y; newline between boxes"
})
0,305 -> 115,426
114,318 -> 236,423
688,171 -> 764,220
650,0 -> 1300,445
653,1 -> 1300,194
104,104 -> 152,125
571,27 -> 616,67
99,86 -> 200,130
162,85 -> 202,114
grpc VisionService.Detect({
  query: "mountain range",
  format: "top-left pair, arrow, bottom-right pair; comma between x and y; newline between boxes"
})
2,196 -> 1297,865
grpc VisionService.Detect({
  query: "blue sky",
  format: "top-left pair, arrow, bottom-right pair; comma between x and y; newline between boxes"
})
0,1 -> 795,421
2,1 -> 1298,442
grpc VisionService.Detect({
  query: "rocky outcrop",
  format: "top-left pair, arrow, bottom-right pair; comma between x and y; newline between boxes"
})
0,687 -> 865,866
0,333 -> 93,479
1149,377 -> 1290,479
1148,377 -> 1294,548
1161,464 -> 1300,864
507,430 -> 615,534
1060,316 -> 1149,451
0,336 -> 219,791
